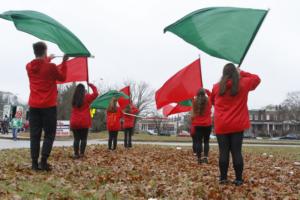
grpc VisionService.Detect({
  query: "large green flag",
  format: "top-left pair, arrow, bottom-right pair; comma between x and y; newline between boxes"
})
164,7 -> 268,64
91,90 -> 129,110
0,10 -> 91,57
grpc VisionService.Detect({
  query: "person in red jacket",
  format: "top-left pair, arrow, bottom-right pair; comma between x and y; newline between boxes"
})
191,88 -> 212,164
123,104 -> 139,148
106,98 -> 122,150
26,41 -> 69,171
70,83 -> 99,159
211,63 -> 261,186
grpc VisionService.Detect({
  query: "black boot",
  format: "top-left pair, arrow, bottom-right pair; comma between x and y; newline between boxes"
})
39,158 -> 52,171
233,179 -> 244,186
32,160 -> 40,171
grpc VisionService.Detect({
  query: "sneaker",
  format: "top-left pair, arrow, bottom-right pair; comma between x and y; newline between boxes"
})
233,180 -> 244,186
39,162 -> 52,172
73,154 -> 80,159
219,179 -> 229,185
202,157 -> 208,164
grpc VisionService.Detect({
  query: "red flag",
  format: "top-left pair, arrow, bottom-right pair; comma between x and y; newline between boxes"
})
163,103 -> 192,117
162,105 -> 174,117
155,59 -> 202,109
57,57 -> 88,84
118,86 -> 130,109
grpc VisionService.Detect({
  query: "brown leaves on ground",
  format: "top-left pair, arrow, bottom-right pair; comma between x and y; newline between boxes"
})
0,145 -> 299,199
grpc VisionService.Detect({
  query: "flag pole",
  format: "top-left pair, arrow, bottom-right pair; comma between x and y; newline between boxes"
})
238,9 -> 270,68
198,54 -> 203,87
86,57 -> 90,93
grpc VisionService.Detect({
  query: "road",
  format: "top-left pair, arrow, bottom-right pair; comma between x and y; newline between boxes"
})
1,139 -> 300,150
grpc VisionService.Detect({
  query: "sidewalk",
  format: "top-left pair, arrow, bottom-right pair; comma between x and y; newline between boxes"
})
0,133 -> 29,140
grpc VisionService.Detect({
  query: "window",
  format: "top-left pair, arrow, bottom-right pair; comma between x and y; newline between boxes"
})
254,115 -> 258,120
266,114 -> 270,121
249,115 -> 253,120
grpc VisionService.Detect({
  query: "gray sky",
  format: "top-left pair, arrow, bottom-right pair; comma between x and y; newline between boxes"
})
0,0 -> 299,109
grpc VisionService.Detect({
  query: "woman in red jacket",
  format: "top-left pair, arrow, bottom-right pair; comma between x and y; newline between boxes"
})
191,88 -> 212,164
123,104 -> 139,148
70,83 -> 98,159
211,63 -> 260,186
106,98 -> 122,150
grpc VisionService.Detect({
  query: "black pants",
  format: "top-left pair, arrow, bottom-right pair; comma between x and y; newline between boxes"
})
217,132 -> 244,181
192,135 -> 196,154
73,128 -> 88,155
29,107 -> 57,163
194,126 -> 211,159
108,131 -> 118,150
124,128 -> 133,148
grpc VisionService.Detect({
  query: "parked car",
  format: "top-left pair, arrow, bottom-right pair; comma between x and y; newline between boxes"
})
158,131 -> 171,136
279,133 -> 300,140
147,130 -> 158,136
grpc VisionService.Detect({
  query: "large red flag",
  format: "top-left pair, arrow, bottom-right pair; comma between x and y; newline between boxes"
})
57,57 -> 88,84
118,86 -> 130,109
155,59 -> 202,109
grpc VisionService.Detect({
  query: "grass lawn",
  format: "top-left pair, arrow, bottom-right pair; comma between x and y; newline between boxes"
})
0,145 -> 299,199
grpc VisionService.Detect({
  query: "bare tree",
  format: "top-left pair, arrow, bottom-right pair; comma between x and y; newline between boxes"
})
281,91 -> 300,121
122,80 -> 155,115
57,83 -> 76,120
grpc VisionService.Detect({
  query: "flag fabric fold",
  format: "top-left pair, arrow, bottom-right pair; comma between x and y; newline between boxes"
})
91,90 -> 129,110
155,59 -> 202,109
0,10 -> 91,57
57,57 -> 88,84
164,7 -> 268,64
118,86 -> 131,109
163,100 -> 192,117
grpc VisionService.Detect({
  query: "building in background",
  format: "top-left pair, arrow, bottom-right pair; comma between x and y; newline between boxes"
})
136,117 -> 178,135
247,106 -> 300,137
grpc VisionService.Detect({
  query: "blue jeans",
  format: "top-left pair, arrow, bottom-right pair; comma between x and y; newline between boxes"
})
12,128 -> 18,140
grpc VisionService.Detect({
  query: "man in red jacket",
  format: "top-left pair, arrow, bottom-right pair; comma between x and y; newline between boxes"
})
27,41 -> 69,171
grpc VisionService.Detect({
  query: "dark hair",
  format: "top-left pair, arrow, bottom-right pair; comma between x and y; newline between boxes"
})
107,98 -> 118,112
72,84 -> 85,108
193,88 -> 207,116
124,104 -> 131,113
33,42 -> 47,57
219,63 -> 239,96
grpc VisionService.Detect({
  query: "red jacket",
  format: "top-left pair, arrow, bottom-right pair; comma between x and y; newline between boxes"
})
191,90 -> 212,127
106,108 -> 123,131
26,58 -> 67,108
123,105 -> 139,129
211,71 -> 261,134
70,84 -> 99,129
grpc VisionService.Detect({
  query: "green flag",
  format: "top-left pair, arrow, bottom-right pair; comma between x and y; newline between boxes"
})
91,90 -> 129,110
0,10 -> 91,57
164,7 -> 268,64
178,100 -> 192,107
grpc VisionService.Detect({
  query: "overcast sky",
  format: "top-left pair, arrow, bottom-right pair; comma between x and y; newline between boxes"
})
0,0 -> 299,109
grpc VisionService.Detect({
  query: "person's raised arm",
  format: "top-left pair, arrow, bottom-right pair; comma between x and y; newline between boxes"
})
54,55 -> 69,82
239,70 -> 261,91
86,83 -> 99,104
